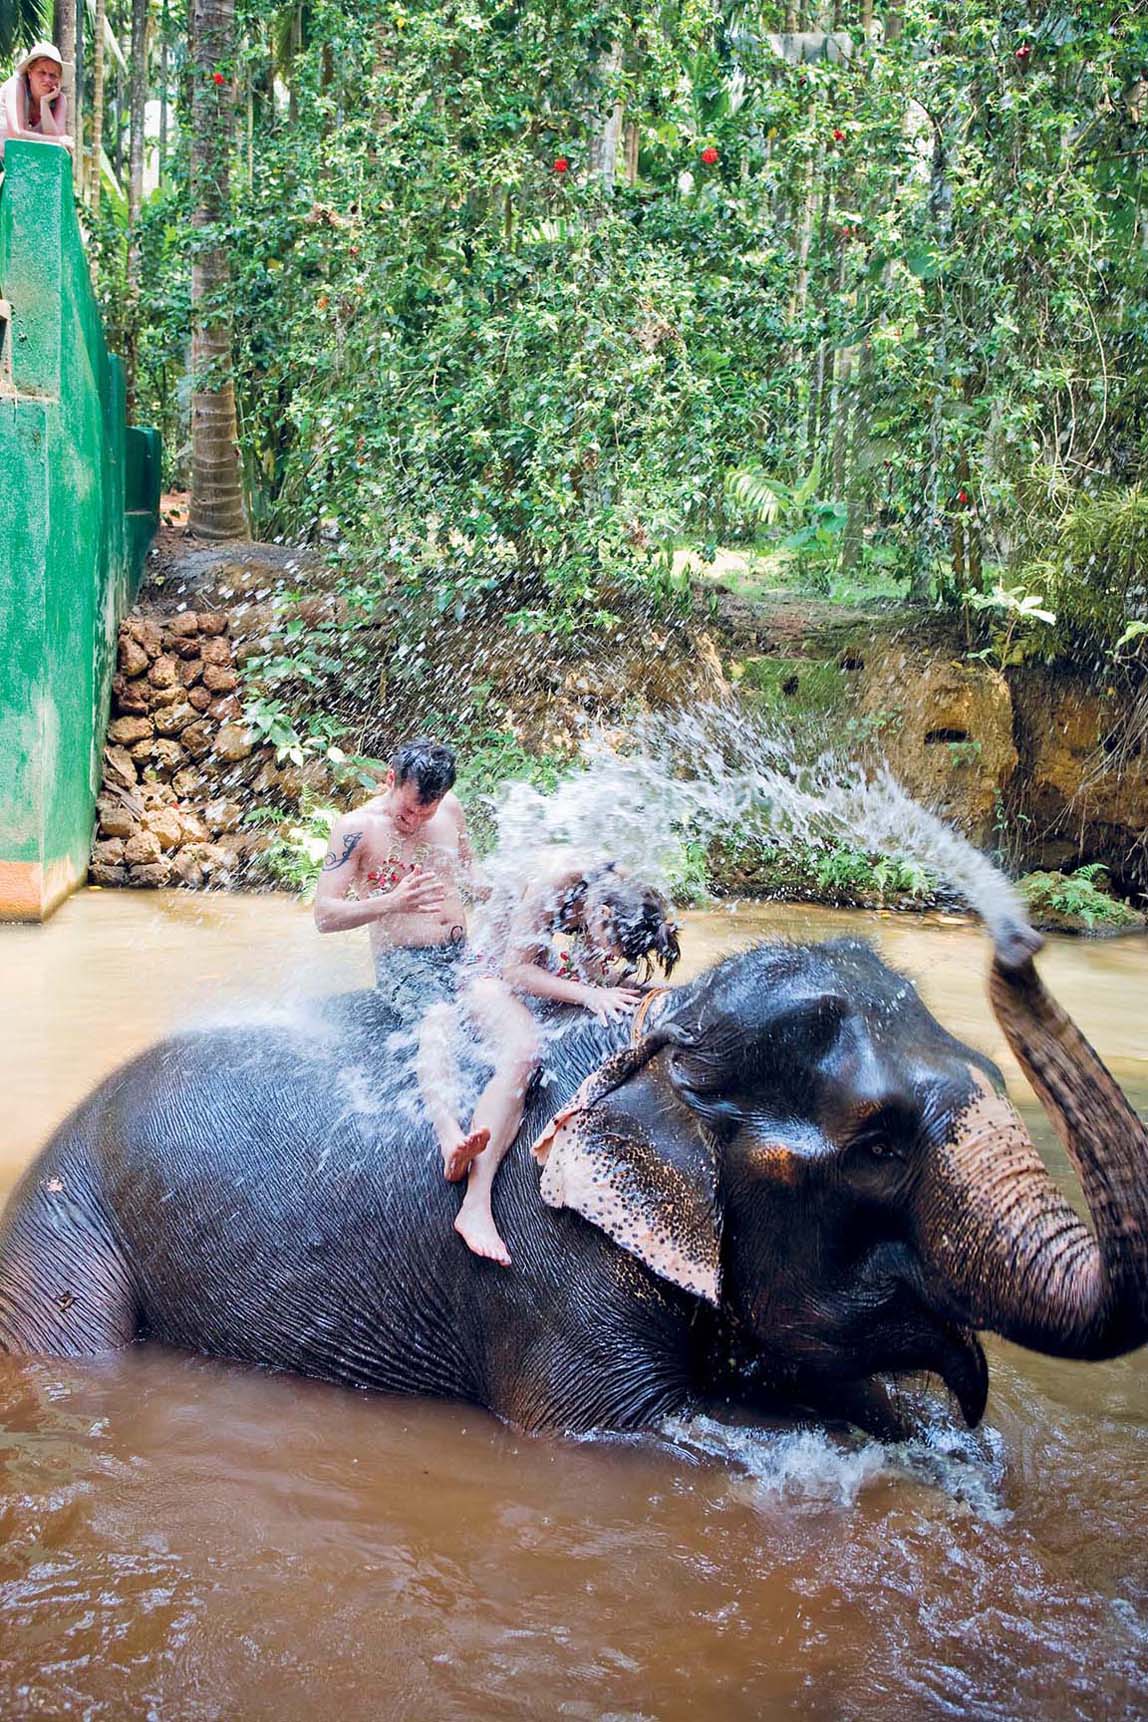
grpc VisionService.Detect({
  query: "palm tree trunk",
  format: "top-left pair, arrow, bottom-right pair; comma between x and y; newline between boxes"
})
53,0 -> 81,189
840,326 -> 872,574
791,156 -> 817,322
287,2 -> 302,127
128,0 -> 150,222
158,4 -> 169,185
188,0 -> 249,540
624,120 -> 639,186
87,0 -> 107,213
122,0 -> 151,416
830,346 -> 852,497
110,68 -> 123,181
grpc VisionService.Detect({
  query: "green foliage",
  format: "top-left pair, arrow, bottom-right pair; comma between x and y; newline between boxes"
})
946,738 -> 983,769
94,0 -> 1148,648
1116,620 -> 1148,655
242,692 -> 378,785
1038,487 -> 1148,656
966,582 -> 1057,669
663,837 -> 712,907
725,462 -> 824,532
1018,864 -> 1143,931
88,186 -> 192,482
724,460 -> 847,590
253,803 -> 338,895
0,0 -> 49,62
708,832 -> 938,908
810,843 -> 935,903
450,727 -> 568,853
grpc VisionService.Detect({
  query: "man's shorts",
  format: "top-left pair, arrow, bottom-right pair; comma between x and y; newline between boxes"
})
374,940 -> 466,1025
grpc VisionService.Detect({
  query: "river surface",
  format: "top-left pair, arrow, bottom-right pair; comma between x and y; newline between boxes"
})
1,889 -> 1146,1720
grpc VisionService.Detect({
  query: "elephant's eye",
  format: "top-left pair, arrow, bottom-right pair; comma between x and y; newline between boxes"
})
857,1134 -> 902,1161
848,1103 -> 915,1161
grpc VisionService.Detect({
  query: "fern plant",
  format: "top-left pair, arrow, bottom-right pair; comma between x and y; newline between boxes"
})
1019,864 -> 1141,930
1043,486 -> 1148,653
724,458 -> 824,532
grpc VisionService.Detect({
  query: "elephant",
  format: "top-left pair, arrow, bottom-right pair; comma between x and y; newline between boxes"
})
0,932 -> 1146,1439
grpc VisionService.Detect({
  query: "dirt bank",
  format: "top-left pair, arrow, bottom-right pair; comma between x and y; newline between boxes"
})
88,529 -> 1148,932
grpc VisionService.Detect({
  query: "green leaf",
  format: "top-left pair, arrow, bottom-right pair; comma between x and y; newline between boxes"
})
904,245 -> 942,281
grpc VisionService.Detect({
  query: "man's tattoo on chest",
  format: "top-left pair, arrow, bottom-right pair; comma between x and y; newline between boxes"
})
322,831 -> 363,871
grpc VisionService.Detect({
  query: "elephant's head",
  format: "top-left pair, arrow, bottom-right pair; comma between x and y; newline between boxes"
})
534,938 -> 1148,1426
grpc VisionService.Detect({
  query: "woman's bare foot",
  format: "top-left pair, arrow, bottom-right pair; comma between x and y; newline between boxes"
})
454,1198 -> 512,1267
439,1125 -> 490,1183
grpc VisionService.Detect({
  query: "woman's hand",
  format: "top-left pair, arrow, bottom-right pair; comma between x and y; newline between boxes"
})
583,984 -> 643,1021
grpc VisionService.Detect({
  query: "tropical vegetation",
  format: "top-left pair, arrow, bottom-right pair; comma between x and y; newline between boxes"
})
2,0 -> 1142,650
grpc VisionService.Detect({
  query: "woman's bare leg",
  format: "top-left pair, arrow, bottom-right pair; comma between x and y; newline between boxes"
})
453,979 -> 540,1266
416,1002 -> 490,1182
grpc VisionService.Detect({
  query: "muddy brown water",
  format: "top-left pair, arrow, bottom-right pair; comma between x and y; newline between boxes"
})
1,890 -> 1146,1720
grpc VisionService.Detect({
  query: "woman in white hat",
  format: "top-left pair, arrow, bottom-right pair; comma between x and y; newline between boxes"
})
1,43 -> 73,160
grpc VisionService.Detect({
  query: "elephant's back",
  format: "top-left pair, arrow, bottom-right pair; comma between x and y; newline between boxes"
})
13,993 -> 658,1409
88,1000 -> 485,1390
79,994 -> 621,1399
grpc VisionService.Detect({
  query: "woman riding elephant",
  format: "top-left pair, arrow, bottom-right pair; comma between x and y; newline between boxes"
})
0,924 -> 1145,1437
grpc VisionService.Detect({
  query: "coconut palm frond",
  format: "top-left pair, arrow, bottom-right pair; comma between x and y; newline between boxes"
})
0,0 -> 50,64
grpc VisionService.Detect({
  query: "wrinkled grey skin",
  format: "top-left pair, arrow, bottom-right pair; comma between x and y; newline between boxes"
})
0,931 -> 1145,1438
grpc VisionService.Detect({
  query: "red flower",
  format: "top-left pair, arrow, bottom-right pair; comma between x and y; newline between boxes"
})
212,71 -> 226,84
1015,43 -> 1031,61
700,145 -> 719,165
832,128 -> 845,142
957,489 -> 969,504
553,157 -> 569,174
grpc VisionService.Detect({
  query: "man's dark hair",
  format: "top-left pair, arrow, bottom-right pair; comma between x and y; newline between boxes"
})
391,737 -> 457,805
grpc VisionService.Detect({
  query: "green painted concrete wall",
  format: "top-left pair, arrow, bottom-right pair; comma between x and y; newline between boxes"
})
0,143 -> 160,919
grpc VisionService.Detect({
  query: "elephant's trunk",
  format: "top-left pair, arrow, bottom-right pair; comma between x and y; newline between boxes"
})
918,957 -> 1148,1361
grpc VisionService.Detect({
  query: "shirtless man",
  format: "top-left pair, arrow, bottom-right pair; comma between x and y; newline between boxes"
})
313,737 -> 491,1181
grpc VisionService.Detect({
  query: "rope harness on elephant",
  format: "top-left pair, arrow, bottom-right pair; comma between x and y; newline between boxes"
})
630,986 -> 671,1046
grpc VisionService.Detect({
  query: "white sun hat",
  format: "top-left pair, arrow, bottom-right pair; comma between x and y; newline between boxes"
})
15,42 -> 66,77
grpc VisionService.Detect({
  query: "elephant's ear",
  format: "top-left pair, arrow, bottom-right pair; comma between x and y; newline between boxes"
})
533,1029 -> 722,1305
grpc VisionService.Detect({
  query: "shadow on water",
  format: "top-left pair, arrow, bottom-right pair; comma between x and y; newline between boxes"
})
0,889 -> 1146,1718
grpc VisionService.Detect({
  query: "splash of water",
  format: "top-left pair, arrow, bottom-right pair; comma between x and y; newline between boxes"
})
660,1410 -> 1009,1522
476,702 -> 1030,947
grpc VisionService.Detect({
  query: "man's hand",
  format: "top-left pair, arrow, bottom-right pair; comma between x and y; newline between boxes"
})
383,867 -> 446,916
583,985 -> 643,1021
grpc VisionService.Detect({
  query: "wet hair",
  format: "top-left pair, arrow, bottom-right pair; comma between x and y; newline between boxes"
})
391,737 -> 457,805
557,864 -> 681,978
